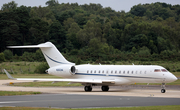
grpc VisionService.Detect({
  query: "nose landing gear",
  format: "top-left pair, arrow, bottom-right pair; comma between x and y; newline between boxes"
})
161,83 -> 166,93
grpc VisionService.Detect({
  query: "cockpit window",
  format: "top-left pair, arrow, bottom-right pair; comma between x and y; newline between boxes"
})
154,69 -> 161,72
161,69 -> 168,72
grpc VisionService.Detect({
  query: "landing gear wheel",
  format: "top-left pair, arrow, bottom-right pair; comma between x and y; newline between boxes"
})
101,86 -> 109,91
161,89 -> 166,93
84,86 -> 92,92
161,83 -> 166,93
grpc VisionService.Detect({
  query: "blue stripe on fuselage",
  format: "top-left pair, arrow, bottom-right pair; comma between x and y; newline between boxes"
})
75,73 -> 106,76
75,73 -> 161,79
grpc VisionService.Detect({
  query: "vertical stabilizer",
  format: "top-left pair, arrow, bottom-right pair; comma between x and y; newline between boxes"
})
8,42 -> 75,67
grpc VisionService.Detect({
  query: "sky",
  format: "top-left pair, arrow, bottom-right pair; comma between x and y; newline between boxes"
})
0,0 -> 180,12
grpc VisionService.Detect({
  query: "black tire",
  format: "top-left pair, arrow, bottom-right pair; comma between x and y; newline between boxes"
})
161,89 -> 166,93
101,86 -> 109,91
84,86 -> 92,92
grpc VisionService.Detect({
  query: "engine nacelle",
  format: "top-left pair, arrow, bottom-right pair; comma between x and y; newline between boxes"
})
47,65 -> 76,78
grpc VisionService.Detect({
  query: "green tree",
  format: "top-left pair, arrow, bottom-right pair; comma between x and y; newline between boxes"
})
76,19 -> 102,47
1,1 -> 17,12
157,37 -> 167,53
131,47 -> 137,53
3,50 -> 13,60
130,4 -> 146,16
29,17 -> 49,44
30,6 -> 55,25
46,0 -> 59,7
63,18 -> 75,31
87,38 -> 105,58
67,22 -> 81,49
49,21 -> 66,50
149,40 -> 158,54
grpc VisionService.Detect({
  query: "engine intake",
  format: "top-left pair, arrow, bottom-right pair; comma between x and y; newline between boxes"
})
70,66 -> 76,75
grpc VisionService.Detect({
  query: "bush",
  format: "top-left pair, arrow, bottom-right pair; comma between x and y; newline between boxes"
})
3,50 -> 13,60
0,53 -> 5,62
35,49 -> 45,61
22,52 -> 35,62
34,62 -> 49,74
138,46 -> 151,56
176,68 -> 180,72
75,58 -> 82,65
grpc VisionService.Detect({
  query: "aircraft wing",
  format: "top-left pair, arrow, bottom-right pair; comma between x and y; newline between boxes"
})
4,69 -> 115,84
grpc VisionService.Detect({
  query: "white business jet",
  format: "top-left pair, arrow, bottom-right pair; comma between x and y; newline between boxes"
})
4,42 -> 177,93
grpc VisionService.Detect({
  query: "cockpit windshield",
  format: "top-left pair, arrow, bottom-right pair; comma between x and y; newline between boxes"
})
161,69 -> 168,72
154,69 -> 161,72
154,69 -> 168,72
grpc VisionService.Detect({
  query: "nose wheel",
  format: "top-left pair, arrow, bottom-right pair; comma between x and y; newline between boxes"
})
161,83 -> 166,93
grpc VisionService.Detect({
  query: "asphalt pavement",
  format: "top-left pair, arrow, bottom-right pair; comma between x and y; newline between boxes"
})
0,94 -> 180,108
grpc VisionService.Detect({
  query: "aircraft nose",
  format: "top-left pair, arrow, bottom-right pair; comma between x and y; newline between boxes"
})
169,73 -> 178,82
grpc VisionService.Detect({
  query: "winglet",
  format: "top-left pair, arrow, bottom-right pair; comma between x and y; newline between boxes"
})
4,69 -> 16,80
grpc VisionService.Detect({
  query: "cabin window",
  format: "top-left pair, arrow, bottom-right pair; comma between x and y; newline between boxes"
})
94,70 -> 96,73
132,71 -> 133,74
99,70 -> 100,73
123,71 -> 125,74
115,71 -> 117,74
144,71 -> 146,74
106,71 -> 108,73
161,69 -> 168,72
127,71 -> 129,74
119,71 -> 121,74
111,71 -> 113,74
87,70 -> 89,73
102,71 -> 104,73
91,70 -> 92,73
136,71 -> 137,74
154,69 -> 161,72
140,71 -> 142,74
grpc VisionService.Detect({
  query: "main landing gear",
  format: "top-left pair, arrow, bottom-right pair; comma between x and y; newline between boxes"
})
101,86 -> 109,91
161,83 -> 166,93
84,85 -> 109,92
84,86 -> 92,92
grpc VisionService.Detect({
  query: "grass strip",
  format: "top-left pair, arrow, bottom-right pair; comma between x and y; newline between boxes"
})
0,74 -> 60,80
0,91 -> 41,96
9,81 -> 82,87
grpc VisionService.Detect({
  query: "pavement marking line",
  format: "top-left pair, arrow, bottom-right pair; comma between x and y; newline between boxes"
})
0,101 -> 31,104
0,105 -> 16,107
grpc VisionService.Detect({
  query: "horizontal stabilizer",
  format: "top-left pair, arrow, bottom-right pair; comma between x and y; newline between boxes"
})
7,43 -> 52,48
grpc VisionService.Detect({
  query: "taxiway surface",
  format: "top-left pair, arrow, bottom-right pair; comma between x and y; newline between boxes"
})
0,94 -> 180,108
0,80 -> 180,108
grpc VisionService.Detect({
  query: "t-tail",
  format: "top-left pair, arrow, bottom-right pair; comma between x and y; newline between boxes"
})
8,42 -> 75,67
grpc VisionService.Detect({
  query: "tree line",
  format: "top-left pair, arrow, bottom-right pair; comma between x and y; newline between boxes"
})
0,0 -> 180,63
